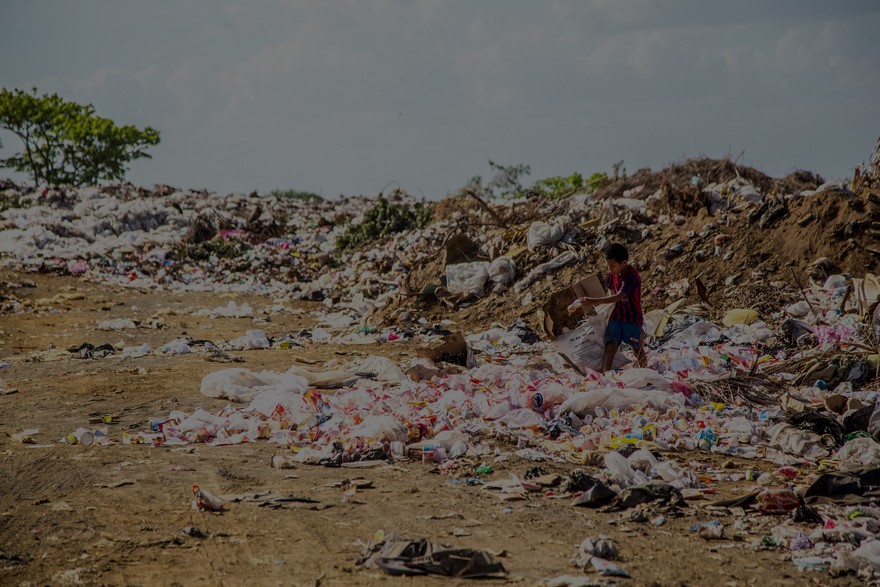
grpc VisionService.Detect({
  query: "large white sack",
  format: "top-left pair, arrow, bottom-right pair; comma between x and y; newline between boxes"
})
200,368 -> 309,403
559,387 -> 685,416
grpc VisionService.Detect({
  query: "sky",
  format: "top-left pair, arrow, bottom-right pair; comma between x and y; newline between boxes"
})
1,0 -> 879,198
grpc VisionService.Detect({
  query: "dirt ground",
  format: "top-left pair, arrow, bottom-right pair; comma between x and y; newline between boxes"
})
0,272 -> 864,586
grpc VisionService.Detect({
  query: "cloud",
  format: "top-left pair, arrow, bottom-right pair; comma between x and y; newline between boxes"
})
2,0 -> 879,194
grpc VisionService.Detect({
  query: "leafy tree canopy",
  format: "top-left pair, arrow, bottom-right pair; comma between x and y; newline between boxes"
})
0,88 -> 160,186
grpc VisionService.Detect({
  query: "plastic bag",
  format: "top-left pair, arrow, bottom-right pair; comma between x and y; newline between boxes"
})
604,451 -> 648,486
200,368 -> 308,403
351,355 -> 406,383
515,251 -> 577,292
161,338 -> 193,354
722,309 -> 759,327
559,387 -> 685,416
527,220 -> 566,250
446,262 -> 490,296
767,422 -> 828,459
99,318 -> 137,330
498,408 -> 545,429
835,437 -> 880,471
120,343 -> 151,358
869,401 -> 880,442
652,460 -> 699,488
838,539 -> 880,572
553,306 -> 629,373
488,257 -> 516,293
618,368 -> 670,390
348,415 -> 408,443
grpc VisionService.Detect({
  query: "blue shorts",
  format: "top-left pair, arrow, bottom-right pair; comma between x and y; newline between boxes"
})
605,319 -> 642,348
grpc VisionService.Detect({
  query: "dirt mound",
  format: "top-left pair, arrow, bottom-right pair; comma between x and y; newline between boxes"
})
379,158 -> 879,335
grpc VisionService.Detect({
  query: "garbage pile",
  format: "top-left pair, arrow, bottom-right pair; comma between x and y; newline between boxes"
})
2,155 -> 879,335
58,268 -> 880,578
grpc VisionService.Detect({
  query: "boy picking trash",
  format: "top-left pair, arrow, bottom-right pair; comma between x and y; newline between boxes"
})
570,243 -> 646,372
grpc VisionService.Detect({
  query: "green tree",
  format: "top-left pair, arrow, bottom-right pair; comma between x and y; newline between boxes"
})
0,88 -> 160,186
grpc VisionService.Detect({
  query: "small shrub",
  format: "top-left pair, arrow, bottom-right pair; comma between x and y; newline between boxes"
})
336,196 -> 431,250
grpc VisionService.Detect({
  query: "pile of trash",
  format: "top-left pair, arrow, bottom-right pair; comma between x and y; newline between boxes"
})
54,267 -> 880,578
2,154 -> 879,336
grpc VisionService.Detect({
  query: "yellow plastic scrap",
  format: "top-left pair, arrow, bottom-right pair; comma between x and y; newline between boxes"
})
722,308 -> 759,327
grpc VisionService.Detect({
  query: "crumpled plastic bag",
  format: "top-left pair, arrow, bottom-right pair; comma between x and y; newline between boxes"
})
617,368 -> 671,391
348,415 -> 408,443
465,328 -> 522,351
835,437 -> 880,471
445,262 -> 490,297
527,219 -> 566,250
515,251 -> 577,292
767,422 -> 828,459
722,308 -> 759,327
559,387 -> 685,416
723,321 -> 773,345
837,538 -> 880,572
200,367 -> 308,403
228,329 -> 270,350
666,320 -> 722,347
350,355 -> 406,383
488,257 -> 516,293
99,318 -> 137,330
576,535 -> 619,569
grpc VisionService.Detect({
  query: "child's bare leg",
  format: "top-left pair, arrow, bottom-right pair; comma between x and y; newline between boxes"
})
602,341 -> 618,372
635,332 -> 647,367
635,345 -> 647,368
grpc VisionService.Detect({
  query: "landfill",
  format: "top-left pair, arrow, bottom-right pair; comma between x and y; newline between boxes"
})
2,150 -> 880,585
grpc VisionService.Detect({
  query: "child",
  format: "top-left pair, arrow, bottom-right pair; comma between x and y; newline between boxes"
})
574,243 -> 646,372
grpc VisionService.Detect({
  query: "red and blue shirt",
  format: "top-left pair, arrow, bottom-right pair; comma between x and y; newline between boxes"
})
607,265 -> 644,325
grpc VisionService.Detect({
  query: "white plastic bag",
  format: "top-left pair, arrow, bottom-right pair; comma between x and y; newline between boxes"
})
618,368 -> 670,390
559,387 -> 685,416
347,415 -> 408,443
200,368 -> 308,403
446,261 -> 490,297
515,251 -> 577,292
553,305 -> 629,373
527,220 -> 566,250
488,257 -> 516,293
604,451 -> 647,486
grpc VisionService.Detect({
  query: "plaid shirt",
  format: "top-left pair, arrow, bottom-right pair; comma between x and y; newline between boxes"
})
607,265 -> 644,325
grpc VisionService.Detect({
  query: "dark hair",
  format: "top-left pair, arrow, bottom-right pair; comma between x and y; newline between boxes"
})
605,242 -> 629,262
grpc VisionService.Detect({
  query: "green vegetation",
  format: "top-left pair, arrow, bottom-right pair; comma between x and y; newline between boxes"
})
0,88 -> 160,186
174,237 -> 250,261
336,195 -> 431,250
532,171 -> 609,198
467,161 -> 609,200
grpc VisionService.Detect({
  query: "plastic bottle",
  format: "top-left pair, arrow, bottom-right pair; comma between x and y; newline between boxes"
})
528,386 -> 566,411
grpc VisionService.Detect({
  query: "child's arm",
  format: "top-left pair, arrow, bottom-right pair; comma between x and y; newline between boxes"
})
571,292 -> 625,309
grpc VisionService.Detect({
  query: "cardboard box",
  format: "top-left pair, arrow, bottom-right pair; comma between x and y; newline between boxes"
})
540,273 -> 607,340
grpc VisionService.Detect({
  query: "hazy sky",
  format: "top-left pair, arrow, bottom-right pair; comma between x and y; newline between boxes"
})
2,1 -> 879,197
